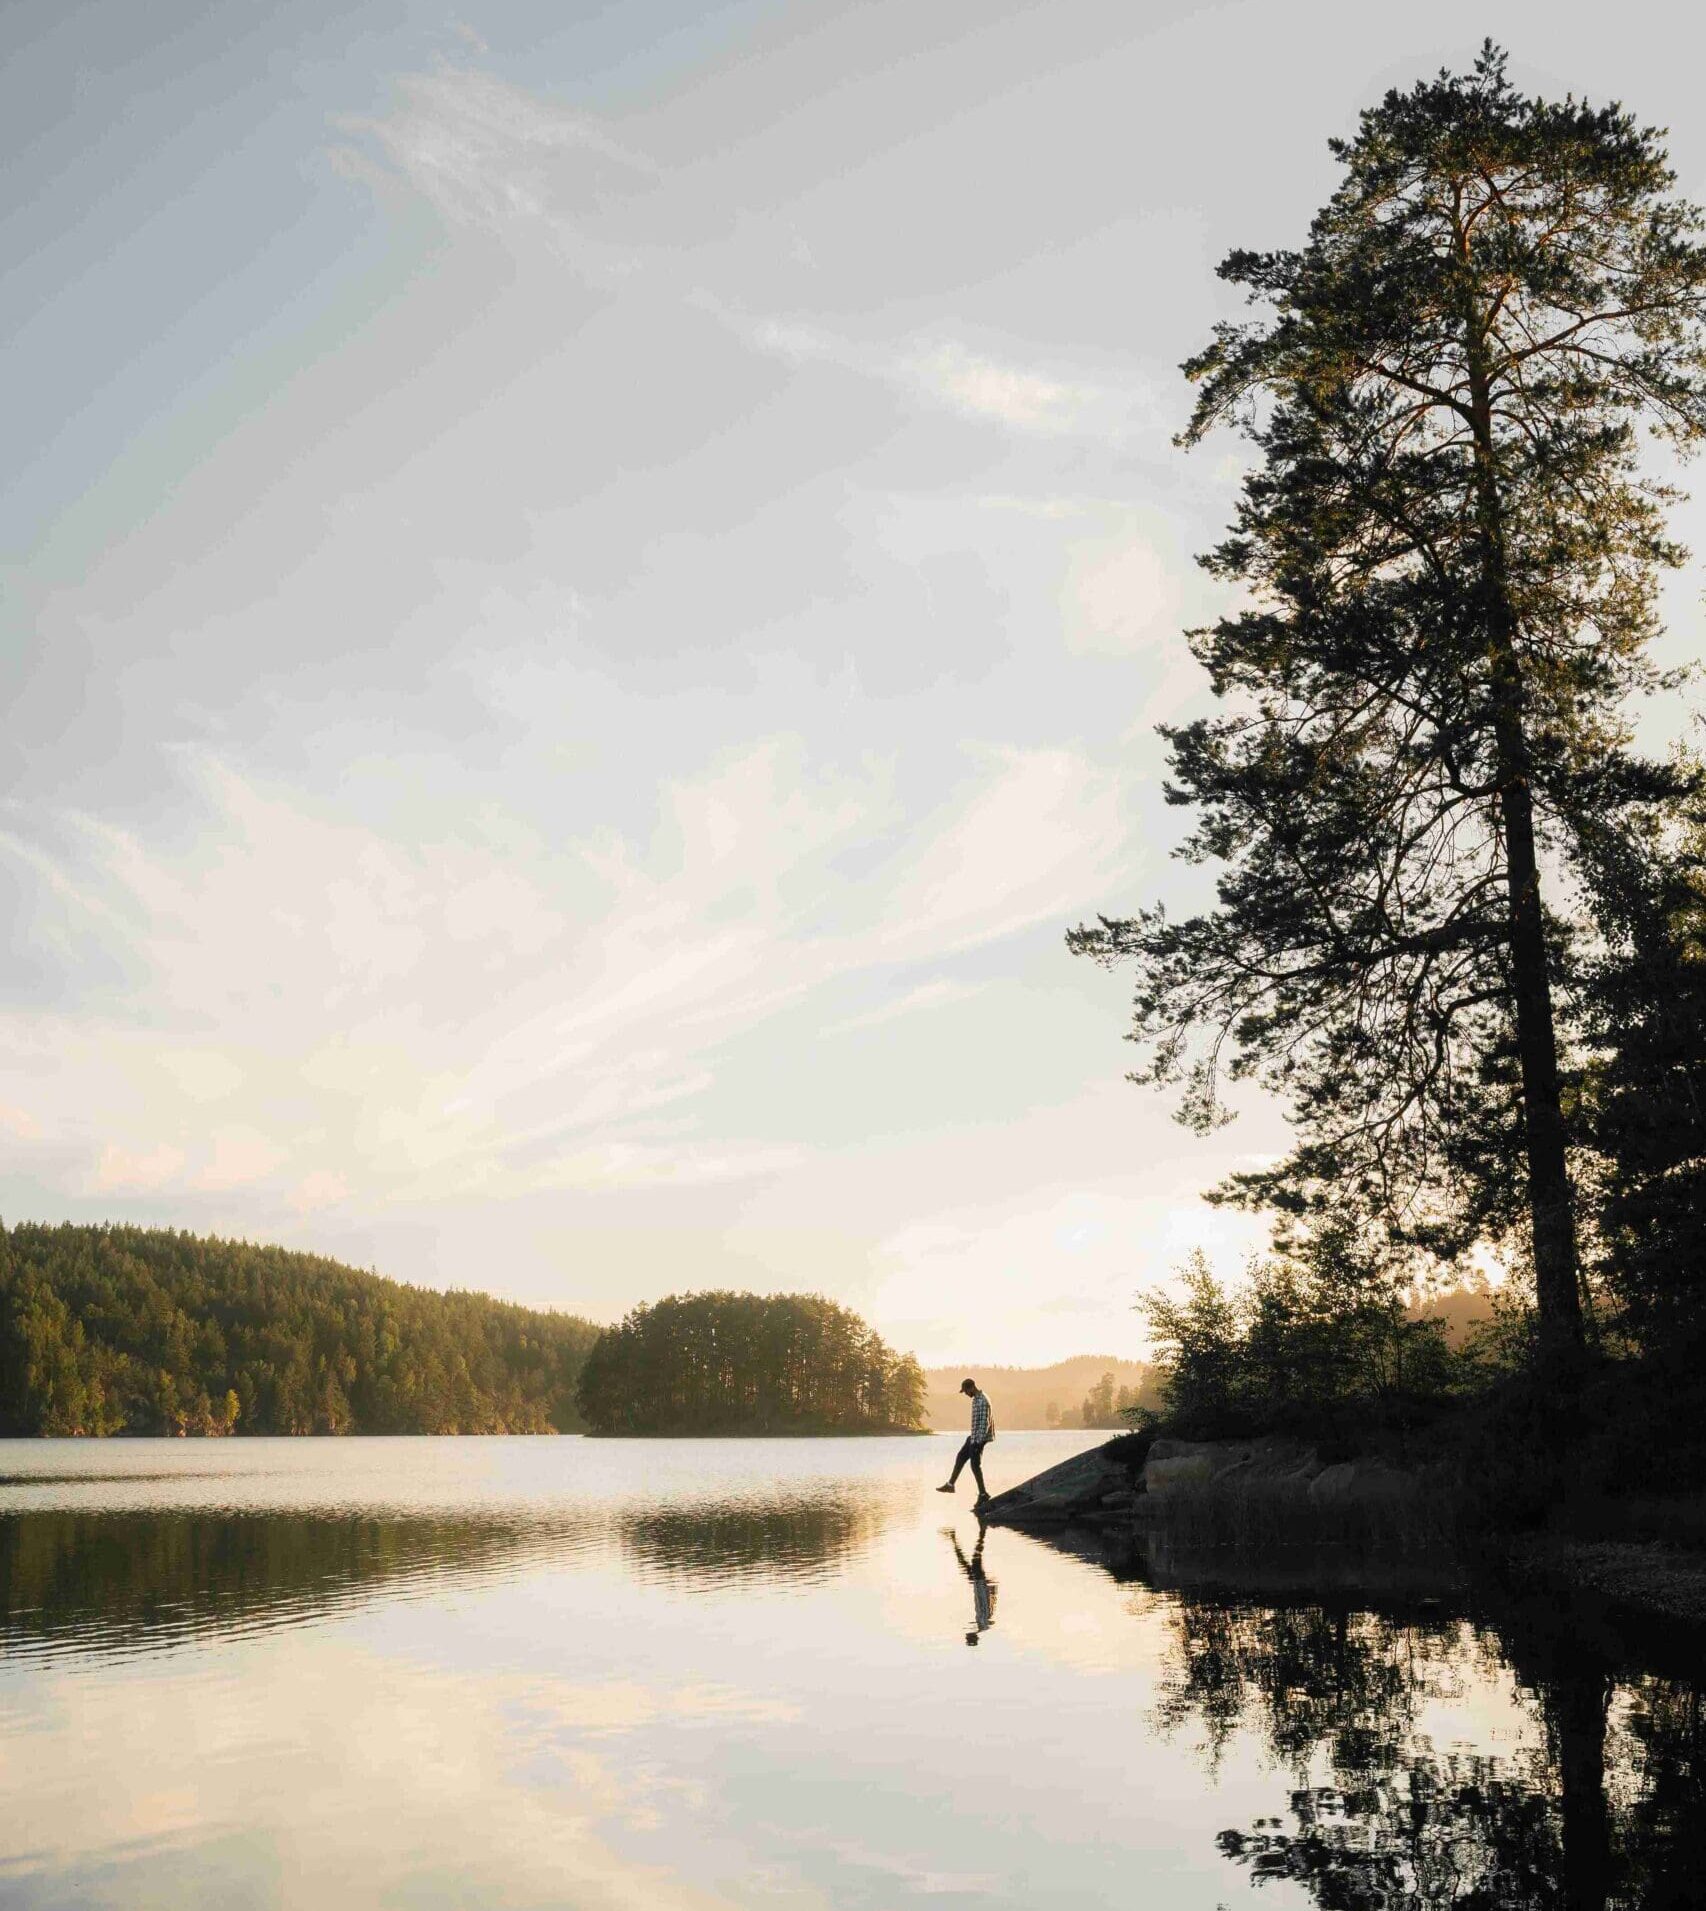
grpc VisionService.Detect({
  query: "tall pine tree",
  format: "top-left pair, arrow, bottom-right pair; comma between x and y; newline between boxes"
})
1073,46 -> 1706,1361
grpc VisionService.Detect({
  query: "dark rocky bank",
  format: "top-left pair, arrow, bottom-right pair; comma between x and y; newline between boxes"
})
983,1433 -> 1706,1627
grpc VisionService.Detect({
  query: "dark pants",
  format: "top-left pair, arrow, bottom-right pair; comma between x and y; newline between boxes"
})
949,1438 -> 989,1496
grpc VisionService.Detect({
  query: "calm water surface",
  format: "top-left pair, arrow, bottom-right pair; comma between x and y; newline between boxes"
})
1,1432 -> 1701,1909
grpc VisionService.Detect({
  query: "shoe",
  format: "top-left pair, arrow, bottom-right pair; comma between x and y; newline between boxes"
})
935,1483 -> 955,1493
974,1493 -> 990,1507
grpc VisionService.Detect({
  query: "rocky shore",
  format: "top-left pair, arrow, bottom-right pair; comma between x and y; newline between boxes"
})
983,1432 -> 1429,1533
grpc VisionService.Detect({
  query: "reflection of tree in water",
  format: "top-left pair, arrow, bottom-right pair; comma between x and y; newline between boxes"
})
0,1488 -> 904,1655
1156,1594 -> 1706,1910
1155,1600 -> 1470,1777
617,1492 -> 891,1586
1613,1679 -> 1706,1909
1219,1750 -> 1563,1908
0,1509 -> 585,1659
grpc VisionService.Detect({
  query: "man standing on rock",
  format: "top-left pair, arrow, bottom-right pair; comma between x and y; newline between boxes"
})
937,1377 -> 994,1504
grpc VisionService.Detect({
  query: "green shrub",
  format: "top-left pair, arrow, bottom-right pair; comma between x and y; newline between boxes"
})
1139,1228 -> 1473,1440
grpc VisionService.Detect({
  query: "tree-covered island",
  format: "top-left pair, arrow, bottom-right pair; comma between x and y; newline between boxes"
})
575,1292 -> 927,1435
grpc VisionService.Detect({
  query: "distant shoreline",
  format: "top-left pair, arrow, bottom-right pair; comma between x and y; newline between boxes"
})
582,1425 -> 933,1439
0,1425 -> 952,1442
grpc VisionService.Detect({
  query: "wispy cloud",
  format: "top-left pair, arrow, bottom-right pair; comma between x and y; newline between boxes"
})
340,65 -> 1165,451
906,341 -> 1100,432
746,315 -> 1161,442
332,64 -> 658,275
2,738 -> 1137,1219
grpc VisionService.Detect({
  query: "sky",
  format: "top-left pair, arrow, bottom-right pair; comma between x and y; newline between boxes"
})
5,0 -> 1706,1366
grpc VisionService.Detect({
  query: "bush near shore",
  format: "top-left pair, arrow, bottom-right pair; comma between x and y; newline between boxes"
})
1132,1233 -> 1706,1553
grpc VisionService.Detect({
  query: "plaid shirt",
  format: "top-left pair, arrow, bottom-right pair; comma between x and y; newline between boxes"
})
968,1391 -> 993,1442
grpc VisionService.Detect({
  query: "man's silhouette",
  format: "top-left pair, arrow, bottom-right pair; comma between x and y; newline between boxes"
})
949,1526 -> 997,1644
936,1376 -> 994,1504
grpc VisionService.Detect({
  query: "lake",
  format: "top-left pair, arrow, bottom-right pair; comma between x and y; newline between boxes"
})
1,1431 -> 1700,1909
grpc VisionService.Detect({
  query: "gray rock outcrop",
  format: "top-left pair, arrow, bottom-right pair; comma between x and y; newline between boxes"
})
983,1433 -> 1430,1533
1147,1436 -> 1424,1516
981,1440 -> 1146,1525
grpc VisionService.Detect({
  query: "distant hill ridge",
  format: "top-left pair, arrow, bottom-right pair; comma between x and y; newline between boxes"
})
0,1221 -> 600,1436
923,1356 -> 1157,1431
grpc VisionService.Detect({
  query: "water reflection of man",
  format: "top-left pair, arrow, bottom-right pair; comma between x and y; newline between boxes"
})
950,1527 -> 997,1645
936,1377 -> 994,1505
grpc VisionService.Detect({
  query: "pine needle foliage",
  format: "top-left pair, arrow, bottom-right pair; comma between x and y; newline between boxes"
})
1576,811 -> 1706,1346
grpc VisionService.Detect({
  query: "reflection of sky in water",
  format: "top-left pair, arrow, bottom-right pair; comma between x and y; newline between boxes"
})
0,1433 -> 1699,1909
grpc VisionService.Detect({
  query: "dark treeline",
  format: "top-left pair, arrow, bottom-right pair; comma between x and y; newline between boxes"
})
576,1291 -> 927,1435
0,1222 -> 600,1435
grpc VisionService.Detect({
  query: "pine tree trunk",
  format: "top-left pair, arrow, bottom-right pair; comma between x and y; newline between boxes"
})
1552,1667 -> 1613,1911
1492,678 -> 1585,1361
1465,322 -> 1585,1364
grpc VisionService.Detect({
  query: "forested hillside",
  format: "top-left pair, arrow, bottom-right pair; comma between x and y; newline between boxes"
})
576,1291 -> 926,1434
0,1222 -> 600,1435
